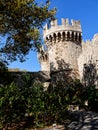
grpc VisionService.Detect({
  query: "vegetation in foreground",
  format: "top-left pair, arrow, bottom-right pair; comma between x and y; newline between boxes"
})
0,74 -> 98,130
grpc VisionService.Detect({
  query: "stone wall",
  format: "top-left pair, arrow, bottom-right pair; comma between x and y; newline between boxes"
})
78,34 -> 98,80
0,71 -> 50,87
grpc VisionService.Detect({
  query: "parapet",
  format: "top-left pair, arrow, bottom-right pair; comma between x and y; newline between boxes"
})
92,34 -> 98,44
43,18 -> 82,45
82,33 -> 98,45
43,18 -> 82,36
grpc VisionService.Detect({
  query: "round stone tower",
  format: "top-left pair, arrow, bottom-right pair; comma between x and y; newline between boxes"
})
38,18 -> 82,76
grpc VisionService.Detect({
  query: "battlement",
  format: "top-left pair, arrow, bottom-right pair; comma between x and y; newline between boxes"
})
44,18 -> 82,36
44,18 -> 81,28
92,34 -> 98,44
82,34 -> 98,46
43,18 -> 82,46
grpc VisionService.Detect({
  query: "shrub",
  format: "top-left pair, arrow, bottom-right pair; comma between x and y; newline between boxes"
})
0,74 -> 87,129
0,74 -> 45,129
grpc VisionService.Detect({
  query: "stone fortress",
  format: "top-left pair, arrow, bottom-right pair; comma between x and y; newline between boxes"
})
38,18 -> 98,80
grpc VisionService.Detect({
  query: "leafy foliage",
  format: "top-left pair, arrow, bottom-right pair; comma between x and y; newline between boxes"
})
81,61 -> 98,111
83,61 -> 97,88
0,74 -> 70,129
0,78 -> 45,129
0,60 -> 8,72
1,70 -> 98,129
44,85 -> 70,124
0,0 -> 56,63
0,82 -> 22,128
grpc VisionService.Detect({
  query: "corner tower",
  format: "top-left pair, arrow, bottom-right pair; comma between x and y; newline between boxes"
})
38,18 -> 82,76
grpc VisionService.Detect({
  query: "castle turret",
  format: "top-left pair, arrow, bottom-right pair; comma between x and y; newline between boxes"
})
39,18 -> 82,77
43,18 -> 82,48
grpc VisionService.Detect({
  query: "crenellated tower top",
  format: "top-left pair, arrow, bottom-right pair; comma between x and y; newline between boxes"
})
43,18 -> 82,47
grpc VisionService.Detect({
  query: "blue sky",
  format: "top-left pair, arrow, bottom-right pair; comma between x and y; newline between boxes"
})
9,0 -> 98,71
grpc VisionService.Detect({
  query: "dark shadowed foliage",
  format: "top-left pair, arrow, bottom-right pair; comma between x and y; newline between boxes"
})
82,60 -> 98,88
82,60 -> 98,112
